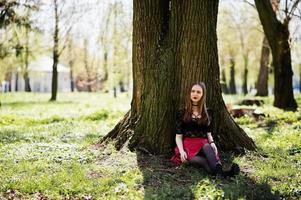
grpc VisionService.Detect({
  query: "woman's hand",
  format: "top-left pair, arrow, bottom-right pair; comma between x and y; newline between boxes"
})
210,142 -> 218,156
180,150 -> 188,163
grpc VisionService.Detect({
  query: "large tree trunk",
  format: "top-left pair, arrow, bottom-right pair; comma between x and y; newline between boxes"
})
50,0 -> 59,101
229,57 -> 237,94
100,0 -> 256,154
256,36 -> 270,96
254,0 -> 297,110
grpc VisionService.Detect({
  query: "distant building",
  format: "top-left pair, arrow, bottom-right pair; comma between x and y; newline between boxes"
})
11,56 -> 71,92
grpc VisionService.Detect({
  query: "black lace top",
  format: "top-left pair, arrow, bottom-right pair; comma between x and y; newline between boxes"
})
175,108 -> 213,138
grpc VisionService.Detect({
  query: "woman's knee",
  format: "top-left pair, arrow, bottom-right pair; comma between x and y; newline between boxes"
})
202,143 -> 211,149
202,143 -> 213,153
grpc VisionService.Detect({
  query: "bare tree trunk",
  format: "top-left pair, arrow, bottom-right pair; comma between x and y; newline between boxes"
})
83,39 -> 92,92
221,68 -> 229,94
256,36 -> 270,96
103,52 -> 108,82
50,0 -> 59,101
254,0 -> 297,110
69,60 -> 74,92
15,72 -> 18,91
24,24 -> 31,92
24,72 -> 31,92
100,0 -> 256,154
242,55 -> 248,95
67,36 -> 74,92
229,57 -> 237,94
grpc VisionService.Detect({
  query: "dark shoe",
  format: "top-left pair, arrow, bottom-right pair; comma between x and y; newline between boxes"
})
222,163 -> 240,178
210,163 -> 223,177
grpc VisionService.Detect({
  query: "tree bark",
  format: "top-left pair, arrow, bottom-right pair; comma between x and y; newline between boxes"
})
229,57 -> 237,94
256,36 -> 270,96
254,0 -> 297,110
100,0 -> 256,154
50,0 -> 59,101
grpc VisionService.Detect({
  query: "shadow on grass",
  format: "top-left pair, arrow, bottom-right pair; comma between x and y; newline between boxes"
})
136,151 -> 280,200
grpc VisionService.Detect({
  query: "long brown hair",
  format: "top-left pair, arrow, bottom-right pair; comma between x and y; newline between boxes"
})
183,82 -> 210,125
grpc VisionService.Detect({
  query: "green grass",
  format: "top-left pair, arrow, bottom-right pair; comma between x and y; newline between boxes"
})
0,92 -> 301,199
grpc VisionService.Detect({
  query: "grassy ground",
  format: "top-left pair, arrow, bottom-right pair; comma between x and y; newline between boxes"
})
0,92 -> 300,200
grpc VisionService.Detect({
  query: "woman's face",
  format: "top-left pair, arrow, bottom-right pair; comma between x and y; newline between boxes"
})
190,85 -> 203,104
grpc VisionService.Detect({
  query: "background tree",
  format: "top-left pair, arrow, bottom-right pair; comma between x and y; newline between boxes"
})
229,56 -> 237,94
254,0 -> 300,110
66,35 -> 75,92
48,0 -> 79,100
255,36 -> 270,96
101,0 -> 256,154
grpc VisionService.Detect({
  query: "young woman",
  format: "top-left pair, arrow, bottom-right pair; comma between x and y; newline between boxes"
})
170,82 -> 239,177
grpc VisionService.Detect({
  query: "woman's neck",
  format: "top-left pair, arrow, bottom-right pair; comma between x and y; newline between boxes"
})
192,107 -> 199,112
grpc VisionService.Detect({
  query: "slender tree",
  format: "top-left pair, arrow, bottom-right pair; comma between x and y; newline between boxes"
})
221,68 -> 229,94
49,0 -> 77,100
67,35 -> 75,92
50,0 -> 59,101
229,57 -> 237,94
100,0 -> 256,154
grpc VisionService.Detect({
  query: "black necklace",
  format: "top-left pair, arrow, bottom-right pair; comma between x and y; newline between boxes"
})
192,105 -> 198,106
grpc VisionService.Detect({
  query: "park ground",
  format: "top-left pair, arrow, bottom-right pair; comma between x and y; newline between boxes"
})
0,92 -> 301,200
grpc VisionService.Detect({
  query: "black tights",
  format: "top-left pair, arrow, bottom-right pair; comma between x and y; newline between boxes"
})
189,143 -> 221,174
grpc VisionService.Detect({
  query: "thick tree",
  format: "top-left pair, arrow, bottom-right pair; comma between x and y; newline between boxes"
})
101,0 -> 256,154
254,0 -> 298,110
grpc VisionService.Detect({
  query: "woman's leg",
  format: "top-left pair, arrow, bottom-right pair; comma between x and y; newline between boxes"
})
201,143 -> 240,177
189,155 -> 212,173
201,143 -> 221,174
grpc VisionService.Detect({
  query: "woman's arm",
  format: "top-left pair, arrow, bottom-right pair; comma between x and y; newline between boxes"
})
175,134 -> 187,162
207,132 -> 214,143
207,132 -> 218,156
